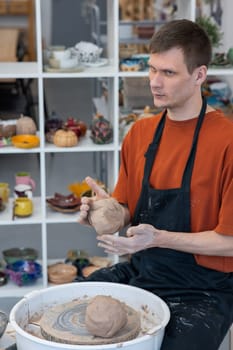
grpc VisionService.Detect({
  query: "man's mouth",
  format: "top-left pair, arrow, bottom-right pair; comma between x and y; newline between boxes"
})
153,93 -> 165,98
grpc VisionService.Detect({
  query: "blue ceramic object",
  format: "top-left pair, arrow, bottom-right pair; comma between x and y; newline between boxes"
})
5,260 -> 42,286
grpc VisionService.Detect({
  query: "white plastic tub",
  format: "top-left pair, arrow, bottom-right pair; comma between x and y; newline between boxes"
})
10,282 -> 170,350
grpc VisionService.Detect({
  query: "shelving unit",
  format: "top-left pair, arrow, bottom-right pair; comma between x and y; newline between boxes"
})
0,0 -> 233,306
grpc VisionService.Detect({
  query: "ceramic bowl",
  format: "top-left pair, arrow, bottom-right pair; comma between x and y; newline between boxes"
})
49,56 -> 78,69
120,58 -> 145,72
0,120 -> 17,138
5,261 -> 42,286
47,263 -> 77,284
11,134 -> 40,149
2,248 -> 38,264
46,193 -> 81,209
51,48 -> 71,60
0,311 -> 8,338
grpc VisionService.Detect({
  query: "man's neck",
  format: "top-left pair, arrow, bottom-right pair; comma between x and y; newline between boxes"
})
167,98 -> 215,121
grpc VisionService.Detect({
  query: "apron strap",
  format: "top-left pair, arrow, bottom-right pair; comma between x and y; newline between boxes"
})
143,109 -> 167,185
132,110 -> 167,225
181,97 -> 207,190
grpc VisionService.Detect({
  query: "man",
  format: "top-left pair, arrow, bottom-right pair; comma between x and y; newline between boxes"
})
78,19 -> 233,349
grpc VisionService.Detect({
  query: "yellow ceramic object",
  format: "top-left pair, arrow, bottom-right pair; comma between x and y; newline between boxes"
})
68,181 -> 92,197
0,183 -> 10,203
14,198 -> 33,217
68,179 -> 108,197
11,135 -> 40,149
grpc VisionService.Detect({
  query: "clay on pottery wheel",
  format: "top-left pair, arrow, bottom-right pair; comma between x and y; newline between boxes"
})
88,198 -> 125,235
39,298 -> 141,345
85,295 -> 127,338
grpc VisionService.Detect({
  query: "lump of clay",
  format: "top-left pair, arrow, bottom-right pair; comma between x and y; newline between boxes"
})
85,295 -> 127,338
88,198 -> 125,235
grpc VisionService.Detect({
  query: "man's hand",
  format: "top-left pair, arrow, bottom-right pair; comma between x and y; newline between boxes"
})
97,224 -> 159,255
77,176 -> 109,226
77,176 -> 127,235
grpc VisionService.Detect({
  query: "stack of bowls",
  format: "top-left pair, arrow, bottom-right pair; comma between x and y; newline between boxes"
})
49,47 -> 78,69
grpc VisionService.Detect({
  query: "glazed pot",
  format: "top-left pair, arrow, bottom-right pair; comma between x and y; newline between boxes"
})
0,183 -> 10,203
13,198 -> 33,217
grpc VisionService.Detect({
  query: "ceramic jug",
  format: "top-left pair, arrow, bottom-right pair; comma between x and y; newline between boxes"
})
0,183 -> 10,203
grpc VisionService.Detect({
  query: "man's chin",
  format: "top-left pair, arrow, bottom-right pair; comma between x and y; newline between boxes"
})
153,98 -> 168,109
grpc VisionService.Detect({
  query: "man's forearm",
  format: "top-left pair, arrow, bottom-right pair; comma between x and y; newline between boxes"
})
155,229 -> 233,256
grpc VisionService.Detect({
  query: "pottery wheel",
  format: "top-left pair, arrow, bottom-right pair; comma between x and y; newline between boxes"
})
40,298 -> 141,345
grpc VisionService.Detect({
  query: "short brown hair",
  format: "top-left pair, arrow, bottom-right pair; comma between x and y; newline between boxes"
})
149,19 -> 212,74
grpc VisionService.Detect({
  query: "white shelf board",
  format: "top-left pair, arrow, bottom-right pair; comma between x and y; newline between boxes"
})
0,146 -> 41,154
118,70 -> 149,78
44,143 -> 115,153
0,197 -> 42,225
46,206 -> 80,223
0,277 -> 44,298
44,132 -> 115,153
42,62 -> 117,78
0,62 -> 39,78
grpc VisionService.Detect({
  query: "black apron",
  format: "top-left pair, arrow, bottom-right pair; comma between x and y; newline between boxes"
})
85,98 -> 233,349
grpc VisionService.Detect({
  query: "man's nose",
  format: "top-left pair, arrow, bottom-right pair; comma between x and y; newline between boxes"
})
150,72 -> 163,88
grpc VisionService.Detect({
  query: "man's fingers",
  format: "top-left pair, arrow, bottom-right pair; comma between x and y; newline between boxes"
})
85,176 -> 109,199
77,211 -> 90,226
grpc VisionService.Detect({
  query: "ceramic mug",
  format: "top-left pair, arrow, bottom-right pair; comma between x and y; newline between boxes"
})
15,172 -> 36,191
13,198 -> 33,217
14,184 -> 33,199
0,183 -> 10,203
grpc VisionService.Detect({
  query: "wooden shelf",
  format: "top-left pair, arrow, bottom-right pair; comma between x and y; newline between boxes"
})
0,0 -> 36,61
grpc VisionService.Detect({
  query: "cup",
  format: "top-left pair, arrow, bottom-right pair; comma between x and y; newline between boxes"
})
15,172 -> 36,191
13,198 -> 33,217
51,48 -> 71,60
0,183 -> 10,203
14,184 -> 33,199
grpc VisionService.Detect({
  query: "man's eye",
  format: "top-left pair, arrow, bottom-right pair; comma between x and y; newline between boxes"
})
149,65 -> 157,73
164,70 -> 174,76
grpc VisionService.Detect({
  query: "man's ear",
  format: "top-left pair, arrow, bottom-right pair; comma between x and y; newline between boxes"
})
195,65 -> 207,86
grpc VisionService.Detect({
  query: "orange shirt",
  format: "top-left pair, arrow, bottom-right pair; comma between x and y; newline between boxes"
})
112,110 -> 233,272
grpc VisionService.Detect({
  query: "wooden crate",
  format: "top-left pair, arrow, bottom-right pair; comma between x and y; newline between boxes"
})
8,0 -> 29,14
0,0 -> 7,14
